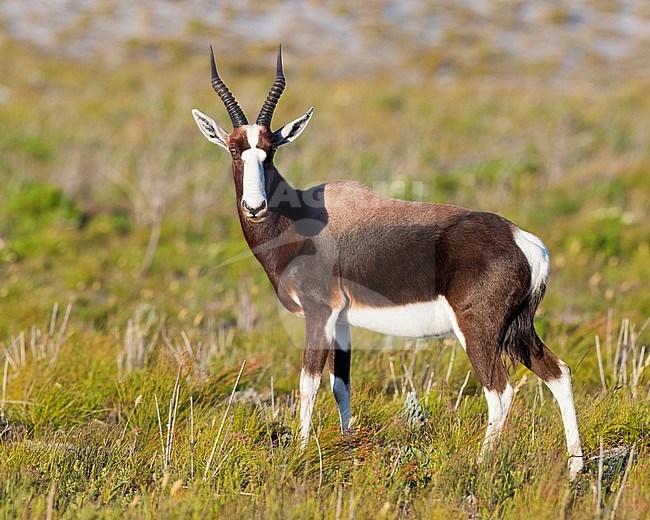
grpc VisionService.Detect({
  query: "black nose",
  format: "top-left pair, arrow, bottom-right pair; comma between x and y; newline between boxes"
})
242,200 -> 267,216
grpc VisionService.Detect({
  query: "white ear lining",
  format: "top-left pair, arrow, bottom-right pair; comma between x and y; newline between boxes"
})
191,108 -> 229,150
274,107 -> 314,146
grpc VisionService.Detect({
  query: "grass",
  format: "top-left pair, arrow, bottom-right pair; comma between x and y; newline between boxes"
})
0,38 -> 649,518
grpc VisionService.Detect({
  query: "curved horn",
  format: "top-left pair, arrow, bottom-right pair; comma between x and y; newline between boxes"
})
210,45 -> 248,128
256,45 -> 286,127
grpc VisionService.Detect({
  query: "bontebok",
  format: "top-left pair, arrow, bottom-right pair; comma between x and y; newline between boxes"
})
191,46 -> 584,479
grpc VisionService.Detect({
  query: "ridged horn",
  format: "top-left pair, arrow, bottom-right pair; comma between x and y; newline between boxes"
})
256,45 -> 286,128
210,45 -> 248,128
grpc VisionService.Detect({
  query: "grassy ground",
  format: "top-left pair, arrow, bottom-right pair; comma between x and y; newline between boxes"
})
0,39 -> 649,518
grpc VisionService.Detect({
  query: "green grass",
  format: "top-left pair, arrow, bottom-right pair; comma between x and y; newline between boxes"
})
0,39 -> 649,518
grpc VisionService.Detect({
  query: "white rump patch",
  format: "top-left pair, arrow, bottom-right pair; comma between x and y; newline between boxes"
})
514,228 -> 550,294
341,297 -> 458,339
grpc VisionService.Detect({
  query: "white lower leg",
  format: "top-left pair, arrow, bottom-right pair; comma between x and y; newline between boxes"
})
545,362 -> 584,479
300,368 -> 321,449
480,383 -> 514,458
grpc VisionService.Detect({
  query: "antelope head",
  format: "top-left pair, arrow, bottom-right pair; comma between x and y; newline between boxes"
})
192,45 -> 313,222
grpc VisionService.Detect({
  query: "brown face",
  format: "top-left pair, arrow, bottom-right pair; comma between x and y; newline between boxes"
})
227,126 -> 276,164
192,46 -> 315,223
192,98 -> 314,224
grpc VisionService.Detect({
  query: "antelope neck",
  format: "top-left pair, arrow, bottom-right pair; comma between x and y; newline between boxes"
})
233,163 -> 306,268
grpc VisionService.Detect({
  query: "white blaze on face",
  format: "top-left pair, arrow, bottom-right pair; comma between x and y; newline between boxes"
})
240,126 -> 268,214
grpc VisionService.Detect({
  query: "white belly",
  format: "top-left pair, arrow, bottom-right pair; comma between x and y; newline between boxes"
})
341,297 -> 457,339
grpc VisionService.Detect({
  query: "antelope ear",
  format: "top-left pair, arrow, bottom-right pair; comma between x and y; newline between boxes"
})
273,108 -> 314,147
192,108 -> 229,150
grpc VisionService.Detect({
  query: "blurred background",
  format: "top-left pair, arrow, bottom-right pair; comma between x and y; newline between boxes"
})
0,2 -> 649,517
3,0 -> 650,74
1,0 -> 648,332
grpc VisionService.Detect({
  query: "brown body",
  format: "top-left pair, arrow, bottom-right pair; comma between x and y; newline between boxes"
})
191,47 -> 584,479
235,153 -> 555,388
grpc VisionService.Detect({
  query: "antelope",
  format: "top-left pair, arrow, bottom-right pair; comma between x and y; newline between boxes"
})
191,46 -> 584,479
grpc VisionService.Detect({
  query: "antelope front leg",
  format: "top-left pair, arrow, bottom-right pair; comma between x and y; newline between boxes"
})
329,322 -> 352,433
299,306 -> 338,448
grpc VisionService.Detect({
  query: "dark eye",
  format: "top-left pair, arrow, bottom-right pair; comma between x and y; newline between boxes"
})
230,148 -> 238,157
